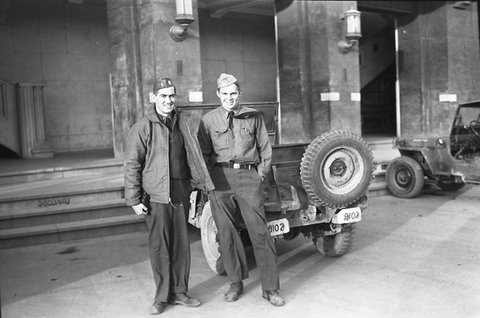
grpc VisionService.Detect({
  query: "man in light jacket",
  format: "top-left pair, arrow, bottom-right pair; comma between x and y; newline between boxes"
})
124,78 -> 214,315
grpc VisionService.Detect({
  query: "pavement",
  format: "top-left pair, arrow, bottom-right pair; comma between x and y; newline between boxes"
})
1,184 -> 480,318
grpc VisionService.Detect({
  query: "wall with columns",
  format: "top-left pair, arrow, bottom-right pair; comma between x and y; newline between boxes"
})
3,0 -> 480,159
198,9 -> 277,103
276,0 -> 362,144
0,0 -> 112,154
107,0 -> 203,157
397,1 -> 480,136
107,0 -> 277,157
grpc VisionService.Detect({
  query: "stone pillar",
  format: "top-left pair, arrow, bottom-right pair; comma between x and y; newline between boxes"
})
106,0 -> 143,158
136,0 -> 202,107
275,0 -> 361,143
106,0 -> 202,158
398,2 -> 480,136
17,83 -> 54,159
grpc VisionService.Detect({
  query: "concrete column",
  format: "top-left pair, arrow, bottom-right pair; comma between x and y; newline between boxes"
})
136,0 -> 202,107
398,2 -> 480,136
17,84 -> 54,159
106,0 -> 143,157
275,0 -> 361,143
106,0 -> 202,158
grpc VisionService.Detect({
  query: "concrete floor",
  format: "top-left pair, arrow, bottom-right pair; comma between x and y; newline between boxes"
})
1,185 -> 479,318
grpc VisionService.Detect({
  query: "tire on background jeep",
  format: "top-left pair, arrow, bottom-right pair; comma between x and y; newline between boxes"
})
385,156 -> 424,198
300,130 -> 375,208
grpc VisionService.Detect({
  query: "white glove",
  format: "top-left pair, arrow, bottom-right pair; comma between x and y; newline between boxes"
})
132,203 -> 148,215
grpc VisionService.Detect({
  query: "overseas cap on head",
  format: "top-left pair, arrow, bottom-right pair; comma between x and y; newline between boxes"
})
153,78 -> 175,92
217,73 -> 238,89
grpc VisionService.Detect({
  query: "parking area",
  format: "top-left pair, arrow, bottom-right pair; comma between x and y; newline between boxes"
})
1,184 -> 479,318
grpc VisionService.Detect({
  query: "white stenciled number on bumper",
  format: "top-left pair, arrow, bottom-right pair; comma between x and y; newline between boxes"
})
267,218 -> 290,236
332,207 -> 362,224
343,210 -> 360,222
268,223 -> 284,234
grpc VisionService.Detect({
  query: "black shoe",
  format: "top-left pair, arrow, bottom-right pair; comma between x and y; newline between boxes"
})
225,281 -> 244,302
168,293 -> 201,307
263,290 -> 285,306
150,302 -> 167,315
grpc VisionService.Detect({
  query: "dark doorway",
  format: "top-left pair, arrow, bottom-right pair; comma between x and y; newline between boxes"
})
361,63 -> 396,136
358,11 -> 397,138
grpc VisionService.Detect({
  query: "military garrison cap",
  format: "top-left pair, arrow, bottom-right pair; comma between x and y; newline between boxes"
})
217,73 -> 238,89
153,78 -> 175,92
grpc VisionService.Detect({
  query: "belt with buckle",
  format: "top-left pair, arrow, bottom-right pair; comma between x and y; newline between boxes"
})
215,162 -> 255,170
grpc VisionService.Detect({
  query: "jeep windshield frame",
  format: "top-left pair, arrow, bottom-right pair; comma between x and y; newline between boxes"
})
450,101 -> 480,161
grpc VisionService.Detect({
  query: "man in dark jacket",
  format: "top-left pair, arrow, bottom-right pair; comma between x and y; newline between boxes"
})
197,73 -> 285,306
124,78 -> 214,315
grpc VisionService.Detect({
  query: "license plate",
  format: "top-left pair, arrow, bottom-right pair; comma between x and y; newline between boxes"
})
267,218 -> 290,236
332,207 -> 362,224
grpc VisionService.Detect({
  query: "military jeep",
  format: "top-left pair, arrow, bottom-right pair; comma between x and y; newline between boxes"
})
386,100 -> 480,198
181,102 -> 374,274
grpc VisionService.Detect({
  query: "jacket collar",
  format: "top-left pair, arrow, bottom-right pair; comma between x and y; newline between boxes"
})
146,104 -> 178,126
218,105 -> 258,118
218,105 -> 258,119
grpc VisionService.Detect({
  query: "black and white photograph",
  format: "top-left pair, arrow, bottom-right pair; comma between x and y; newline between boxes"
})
0,1 -> 479,317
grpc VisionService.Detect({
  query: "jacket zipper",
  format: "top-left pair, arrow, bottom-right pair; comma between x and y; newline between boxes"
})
165,122 -> 173,207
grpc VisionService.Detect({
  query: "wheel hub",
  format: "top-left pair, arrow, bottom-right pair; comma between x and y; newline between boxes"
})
321,147 -> 364,194
330,159 -> 347,177
395,167 -> 412,187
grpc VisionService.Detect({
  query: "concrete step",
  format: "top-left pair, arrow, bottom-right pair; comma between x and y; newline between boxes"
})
0,215 -> 147,249
369,178 -> 388,198
0,158 -> 123,185
369,160 -> 389,197
0,199 -> 131,229
0,186 -> 124,213
0,170 -> 133,249
0,173 -> 124,212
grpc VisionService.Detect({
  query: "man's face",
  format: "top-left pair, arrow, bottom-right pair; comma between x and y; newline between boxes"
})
217,83 -> 240,111
153,86 -> 175,117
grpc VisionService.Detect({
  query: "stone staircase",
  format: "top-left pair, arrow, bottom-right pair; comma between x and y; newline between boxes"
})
0,140 -> 398,249
0,160 -> 146,249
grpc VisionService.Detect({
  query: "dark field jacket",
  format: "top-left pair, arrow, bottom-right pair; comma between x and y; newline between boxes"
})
124,106 -> 214,206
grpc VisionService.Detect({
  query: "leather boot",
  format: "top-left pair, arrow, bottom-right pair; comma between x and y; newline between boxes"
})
263,290 -> 285,306
168,293 -> 201,307
150,302 -> 167,315
225,281 -> 244,302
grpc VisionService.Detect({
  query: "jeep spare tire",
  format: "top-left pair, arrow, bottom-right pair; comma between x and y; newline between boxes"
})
300,130 -> 374,208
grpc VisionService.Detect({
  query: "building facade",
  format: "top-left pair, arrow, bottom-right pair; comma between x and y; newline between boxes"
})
0,0 -> 479,159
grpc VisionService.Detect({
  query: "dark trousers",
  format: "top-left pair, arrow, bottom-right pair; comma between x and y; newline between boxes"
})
144,202 -> 190,303
209,166 -> 280,290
